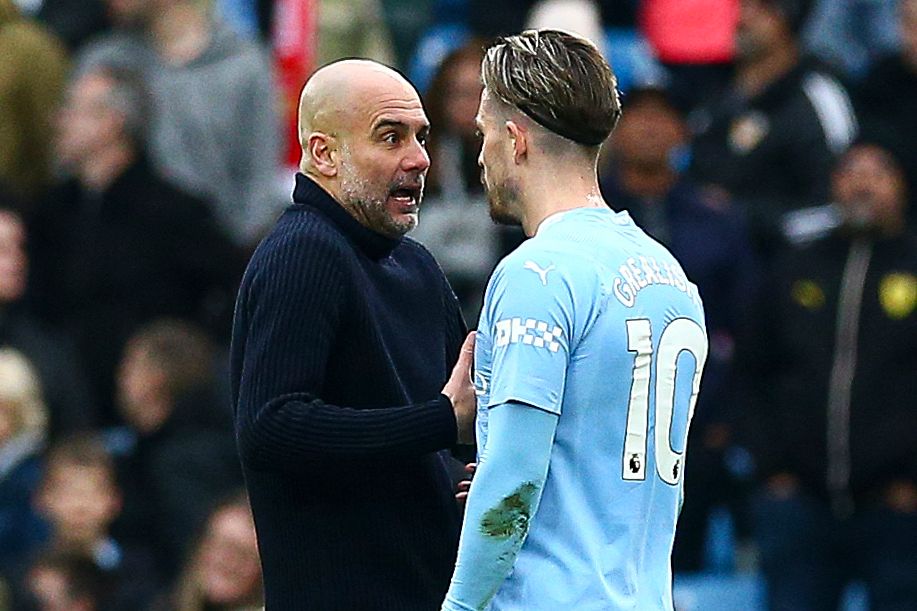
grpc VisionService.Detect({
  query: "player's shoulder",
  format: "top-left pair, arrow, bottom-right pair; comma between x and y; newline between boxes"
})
493,237 -> 598,299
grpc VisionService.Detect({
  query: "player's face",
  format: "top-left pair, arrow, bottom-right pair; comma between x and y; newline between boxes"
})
336,81 -> 431,238
832,144 -> 906,232
475,90 -> 522,226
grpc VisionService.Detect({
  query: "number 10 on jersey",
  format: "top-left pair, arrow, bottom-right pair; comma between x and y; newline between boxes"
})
622,318 -> 707,485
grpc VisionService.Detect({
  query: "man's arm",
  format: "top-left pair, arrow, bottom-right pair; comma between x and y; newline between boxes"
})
233,229 -> 475,472
443,401 -> 558,610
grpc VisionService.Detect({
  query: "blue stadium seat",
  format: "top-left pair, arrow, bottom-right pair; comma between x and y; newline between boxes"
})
674,573 -> 870,610
674,574 -> 766,611
603,27 -> 667,93
407,23 -> 471,95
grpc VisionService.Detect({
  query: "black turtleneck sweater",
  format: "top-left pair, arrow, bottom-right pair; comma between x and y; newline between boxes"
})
231,174 -> 466,610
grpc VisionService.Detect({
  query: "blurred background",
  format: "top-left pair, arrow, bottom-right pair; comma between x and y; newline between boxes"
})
0,0 -> 915,609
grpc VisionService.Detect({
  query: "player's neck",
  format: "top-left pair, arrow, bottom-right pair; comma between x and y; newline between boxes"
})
521,172 -> 606,236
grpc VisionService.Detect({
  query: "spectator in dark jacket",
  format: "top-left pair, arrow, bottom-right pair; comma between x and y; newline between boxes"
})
0,207 -> 96,438
28,66 -> 243,422
111,319 -> 241,582
856,0 -> 917,209
739,139 -> 917,610
689,0 -> 858,259
601,86 -> 759,571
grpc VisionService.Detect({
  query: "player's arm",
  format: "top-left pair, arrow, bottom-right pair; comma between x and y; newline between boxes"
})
443,253 -> 577,609
442,400 -> 558,611
234,231 -> 462,472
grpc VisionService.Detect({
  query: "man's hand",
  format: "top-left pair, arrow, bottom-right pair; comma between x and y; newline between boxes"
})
443,331 -> 476,445
456,462 -> 477,507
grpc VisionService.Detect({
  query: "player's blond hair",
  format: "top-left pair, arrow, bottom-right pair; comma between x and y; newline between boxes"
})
481,29 -> 622,150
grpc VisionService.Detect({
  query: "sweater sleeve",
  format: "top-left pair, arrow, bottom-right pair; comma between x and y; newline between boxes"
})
234,224 -> 458,472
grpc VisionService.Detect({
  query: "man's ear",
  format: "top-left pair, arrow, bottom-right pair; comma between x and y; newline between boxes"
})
307,132 -> 338,177
505,120 -> 528,164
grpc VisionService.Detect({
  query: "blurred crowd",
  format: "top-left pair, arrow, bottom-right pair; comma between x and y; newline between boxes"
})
0,0 -> 915,609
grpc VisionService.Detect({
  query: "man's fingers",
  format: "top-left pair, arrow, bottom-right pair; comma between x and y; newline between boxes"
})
458,331 -> 475,365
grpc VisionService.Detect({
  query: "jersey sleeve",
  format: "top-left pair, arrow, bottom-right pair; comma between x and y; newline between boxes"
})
480,254 -> 579,415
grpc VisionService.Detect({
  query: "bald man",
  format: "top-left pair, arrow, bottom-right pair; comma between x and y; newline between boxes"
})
230,60 -> 477,610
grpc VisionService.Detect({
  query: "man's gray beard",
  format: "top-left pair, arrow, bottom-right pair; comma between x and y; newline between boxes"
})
339,162 -> 415,238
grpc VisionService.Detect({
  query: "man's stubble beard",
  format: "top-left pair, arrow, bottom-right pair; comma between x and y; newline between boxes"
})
486,176 -> 523,227
338,155 -> 418,238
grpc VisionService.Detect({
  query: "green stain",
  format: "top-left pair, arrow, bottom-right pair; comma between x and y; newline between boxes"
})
480,481 -> 539,540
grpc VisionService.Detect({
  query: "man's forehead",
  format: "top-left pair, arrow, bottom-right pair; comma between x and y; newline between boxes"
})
365,99 -> 429,131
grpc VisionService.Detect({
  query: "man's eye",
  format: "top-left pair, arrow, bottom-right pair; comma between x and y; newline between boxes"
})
417,134 -> 428,146
383,133 -> 398,144
475,129 -> 483,139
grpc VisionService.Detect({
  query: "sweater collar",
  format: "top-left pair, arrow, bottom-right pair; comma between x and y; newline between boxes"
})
292,173 -> 400,259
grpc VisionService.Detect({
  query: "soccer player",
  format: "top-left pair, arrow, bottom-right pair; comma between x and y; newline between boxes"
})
442,30 -> 709,610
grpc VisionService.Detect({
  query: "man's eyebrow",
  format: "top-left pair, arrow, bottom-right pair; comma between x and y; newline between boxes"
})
371,119 -> 408,132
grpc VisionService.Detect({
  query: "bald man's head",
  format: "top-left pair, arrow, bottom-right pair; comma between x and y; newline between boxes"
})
296,60 -> 432,238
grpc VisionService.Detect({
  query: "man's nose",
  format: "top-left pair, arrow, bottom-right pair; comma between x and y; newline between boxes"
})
402,139 -> 430,172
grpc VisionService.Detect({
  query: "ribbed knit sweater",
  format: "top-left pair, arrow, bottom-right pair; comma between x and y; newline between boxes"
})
230,174 -> 466,610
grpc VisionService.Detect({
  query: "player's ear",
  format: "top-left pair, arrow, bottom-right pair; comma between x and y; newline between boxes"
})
505,120 -> 527,164
306,132 -> 338,177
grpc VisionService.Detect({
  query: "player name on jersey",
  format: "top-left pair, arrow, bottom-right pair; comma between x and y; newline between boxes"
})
612,255 -> 700,308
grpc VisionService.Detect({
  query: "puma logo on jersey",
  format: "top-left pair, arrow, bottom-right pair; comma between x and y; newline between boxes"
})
524,260 -> 555,286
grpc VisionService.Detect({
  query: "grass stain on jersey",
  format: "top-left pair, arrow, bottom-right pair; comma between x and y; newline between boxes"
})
480,481 -> 539,539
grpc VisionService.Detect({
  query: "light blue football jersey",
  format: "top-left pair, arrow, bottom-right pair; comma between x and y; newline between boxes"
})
473,207 -> 708,610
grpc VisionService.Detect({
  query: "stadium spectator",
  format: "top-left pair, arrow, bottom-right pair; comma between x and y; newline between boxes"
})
315,0 -> 397,66
856,0 -> 917,206
600,85 -> 758,571
412,39 -> 504,323
444,30 -> 707,610
0,0 -> 68,210
77,0 -> 283,248
30,434 -> 159,611
689,0 -> 858,259
739,140 -> 917,610
28,66 -> 242,421
0,207 -> 96,438
231,59 -> 476,610
150,492 -> 262,611
0,349 -> 48,580
20,550 -> 107,611
112,319 -> 241,582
